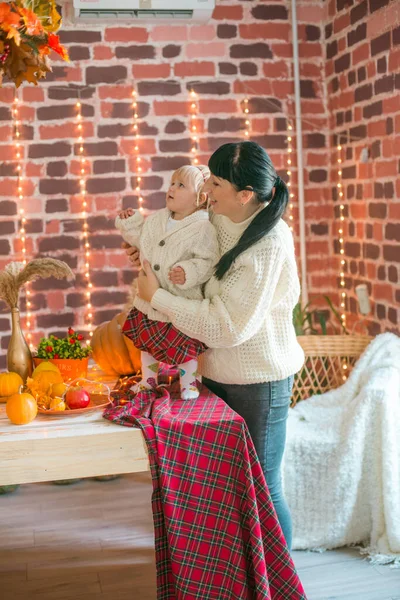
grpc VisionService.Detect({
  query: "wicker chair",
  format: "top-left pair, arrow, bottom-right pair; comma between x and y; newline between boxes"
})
292,335 -> 372,406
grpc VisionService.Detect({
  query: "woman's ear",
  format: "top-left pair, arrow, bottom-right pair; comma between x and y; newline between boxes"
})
238,188 -> 254,206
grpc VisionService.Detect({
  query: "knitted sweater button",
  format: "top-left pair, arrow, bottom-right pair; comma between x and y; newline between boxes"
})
154,264 -> 160,271
159,240 -> 165,246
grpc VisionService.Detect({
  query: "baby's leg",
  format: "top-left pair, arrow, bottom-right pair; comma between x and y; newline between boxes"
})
179,358 -> 200,400
131,351 -> 159,393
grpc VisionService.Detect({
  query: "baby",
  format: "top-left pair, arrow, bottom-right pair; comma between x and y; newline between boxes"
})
115,165 -> 219,400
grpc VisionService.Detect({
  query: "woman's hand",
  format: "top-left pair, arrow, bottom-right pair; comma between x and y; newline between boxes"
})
123,242 -> 140,267
137,260 -> 160,303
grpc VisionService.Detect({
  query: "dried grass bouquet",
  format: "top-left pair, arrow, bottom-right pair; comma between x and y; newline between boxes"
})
0,258 -> 74,309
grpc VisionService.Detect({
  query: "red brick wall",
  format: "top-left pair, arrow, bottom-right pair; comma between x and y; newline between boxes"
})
0,0 -> 398,368
321,0 -> 400,334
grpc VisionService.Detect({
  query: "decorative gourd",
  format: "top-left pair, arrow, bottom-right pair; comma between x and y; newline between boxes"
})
0,371 -> 24,402
91,312 -> 141,376
6,389 -> 38,425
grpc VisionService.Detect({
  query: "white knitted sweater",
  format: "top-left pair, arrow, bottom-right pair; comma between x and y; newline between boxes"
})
115,208 -> 219,323
151,212 -> 304,384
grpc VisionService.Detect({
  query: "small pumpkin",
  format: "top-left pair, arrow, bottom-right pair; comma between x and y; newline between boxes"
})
0,372 -> 24,402
91,312 -> 141,376
6,389 -> 38,425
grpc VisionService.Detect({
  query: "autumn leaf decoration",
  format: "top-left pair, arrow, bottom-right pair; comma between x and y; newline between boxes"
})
0,0 -> 69,87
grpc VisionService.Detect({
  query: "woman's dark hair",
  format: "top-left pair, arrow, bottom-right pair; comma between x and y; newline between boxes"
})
209,141 -> 288,280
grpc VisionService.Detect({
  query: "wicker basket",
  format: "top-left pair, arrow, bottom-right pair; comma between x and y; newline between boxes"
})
292,335 -> 372,406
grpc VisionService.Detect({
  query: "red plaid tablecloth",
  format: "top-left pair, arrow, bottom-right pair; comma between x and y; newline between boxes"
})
103,381 -> 307,600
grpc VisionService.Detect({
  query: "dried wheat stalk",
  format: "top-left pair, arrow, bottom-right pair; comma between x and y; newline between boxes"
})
0,259 -> 74,309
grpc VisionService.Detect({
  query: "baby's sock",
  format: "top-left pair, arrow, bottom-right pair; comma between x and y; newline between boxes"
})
179,359 -> 200,400
131,351 -> 159,393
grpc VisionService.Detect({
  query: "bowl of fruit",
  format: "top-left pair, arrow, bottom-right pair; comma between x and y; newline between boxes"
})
25,361 -> 112,416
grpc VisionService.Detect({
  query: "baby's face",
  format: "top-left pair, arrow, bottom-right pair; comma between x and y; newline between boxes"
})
166,177 -> 197,217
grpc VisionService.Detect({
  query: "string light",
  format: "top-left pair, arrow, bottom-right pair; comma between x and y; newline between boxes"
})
189,89 -> 199,165
243,98 -> 250,139
76,98 -> 93,341
13,92 -> 33,349
132,87 -> 144,212
286,121 -> 294,233
337,140 -> 347,379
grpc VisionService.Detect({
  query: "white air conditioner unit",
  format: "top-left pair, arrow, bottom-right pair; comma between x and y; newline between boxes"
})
66,0 -> 215,23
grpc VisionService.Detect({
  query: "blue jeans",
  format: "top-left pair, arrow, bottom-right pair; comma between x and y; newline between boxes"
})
202,376 -> 293,549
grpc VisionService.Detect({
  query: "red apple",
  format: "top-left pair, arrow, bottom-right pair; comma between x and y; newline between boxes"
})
65,386 -> 90,410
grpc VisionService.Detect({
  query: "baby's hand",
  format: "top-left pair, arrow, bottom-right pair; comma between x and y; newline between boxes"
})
119,208 -> 134,219
169,266 -> 186,285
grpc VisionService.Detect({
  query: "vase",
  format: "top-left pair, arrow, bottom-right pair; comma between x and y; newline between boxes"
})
7,308 -> 33,383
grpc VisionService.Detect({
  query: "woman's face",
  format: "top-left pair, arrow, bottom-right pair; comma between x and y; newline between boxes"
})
203,174 -> 242,219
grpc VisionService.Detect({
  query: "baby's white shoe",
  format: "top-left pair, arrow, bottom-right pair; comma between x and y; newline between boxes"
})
181,385 -> 200,400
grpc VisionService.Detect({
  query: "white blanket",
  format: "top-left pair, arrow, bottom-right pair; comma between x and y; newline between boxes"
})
283,332 -> 400,566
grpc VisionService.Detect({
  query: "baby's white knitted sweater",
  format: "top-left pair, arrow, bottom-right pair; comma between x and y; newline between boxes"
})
115,208 -> 219,323
151,212 -> 305,384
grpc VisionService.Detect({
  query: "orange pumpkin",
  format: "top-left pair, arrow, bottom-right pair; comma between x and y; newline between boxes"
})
6,390 -> 38,425
91,312 -> 141,376
0,372 -> 24,402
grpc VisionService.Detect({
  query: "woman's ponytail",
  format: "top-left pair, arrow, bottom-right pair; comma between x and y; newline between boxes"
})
214,175 -> 288,280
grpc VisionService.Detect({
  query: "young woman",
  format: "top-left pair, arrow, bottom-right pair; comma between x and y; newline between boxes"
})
129,141 -> 304,549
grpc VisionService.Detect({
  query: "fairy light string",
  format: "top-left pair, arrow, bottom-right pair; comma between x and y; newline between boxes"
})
189,89 -> 199,165
76,97 -> 93,341
243,97 -> 250,139
13,92 -> 33,349
337,139 -> 348,379
132,88 -> 144,212
286,121 -> 294,233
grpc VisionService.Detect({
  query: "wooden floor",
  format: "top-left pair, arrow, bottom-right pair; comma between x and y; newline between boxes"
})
1,474 -> 399,600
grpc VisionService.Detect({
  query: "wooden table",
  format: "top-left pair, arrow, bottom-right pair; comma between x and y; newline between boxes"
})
0,401 -> 149,486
